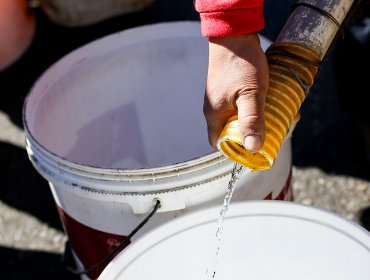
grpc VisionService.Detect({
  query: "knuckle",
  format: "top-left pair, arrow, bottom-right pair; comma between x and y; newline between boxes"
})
239,115 -> 260,130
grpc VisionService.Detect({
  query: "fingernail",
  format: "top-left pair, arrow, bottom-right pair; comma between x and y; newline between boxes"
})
244,135 -> 262,152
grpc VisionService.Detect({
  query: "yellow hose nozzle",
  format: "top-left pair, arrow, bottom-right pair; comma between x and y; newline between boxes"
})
217,43 -> 320,171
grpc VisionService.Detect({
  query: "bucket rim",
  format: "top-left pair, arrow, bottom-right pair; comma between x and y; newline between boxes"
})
24,130 -> 227,176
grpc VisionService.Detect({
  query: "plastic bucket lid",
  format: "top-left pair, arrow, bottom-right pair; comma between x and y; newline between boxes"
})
99,201 -> 370,280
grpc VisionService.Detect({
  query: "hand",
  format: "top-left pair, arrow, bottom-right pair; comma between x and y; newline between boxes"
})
203,33 -> 269,152
0,0 -> 36,71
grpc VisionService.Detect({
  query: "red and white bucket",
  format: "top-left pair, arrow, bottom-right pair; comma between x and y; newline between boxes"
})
23,22 -> 293,279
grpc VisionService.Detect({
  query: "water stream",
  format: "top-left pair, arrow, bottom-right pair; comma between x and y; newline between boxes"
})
206,163 -> 246,279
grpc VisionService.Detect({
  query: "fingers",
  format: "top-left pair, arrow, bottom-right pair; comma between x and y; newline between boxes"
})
293,111 -> 301,123
203,93 -> 234,148
236,90 -> 266,152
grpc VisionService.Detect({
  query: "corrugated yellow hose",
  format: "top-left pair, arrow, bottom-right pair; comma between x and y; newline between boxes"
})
217,42 -> 320,171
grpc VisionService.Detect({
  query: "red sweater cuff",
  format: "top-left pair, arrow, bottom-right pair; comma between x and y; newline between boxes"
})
197,6 -> 264,37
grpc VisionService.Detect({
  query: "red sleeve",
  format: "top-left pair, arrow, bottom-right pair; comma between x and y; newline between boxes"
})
195,0 -> 264,37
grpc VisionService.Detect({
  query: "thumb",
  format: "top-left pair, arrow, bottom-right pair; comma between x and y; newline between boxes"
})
235,91 -> 266,152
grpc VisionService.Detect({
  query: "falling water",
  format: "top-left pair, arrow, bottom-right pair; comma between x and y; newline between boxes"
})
206,163 -> 246,279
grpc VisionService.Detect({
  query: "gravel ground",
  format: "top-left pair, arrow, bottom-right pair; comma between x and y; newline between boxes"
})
1,0 -> 369,279
293,167 -> 370,222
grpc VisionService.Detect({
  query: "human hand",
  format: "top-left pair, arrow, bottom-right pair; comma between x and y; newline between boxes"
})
203,33 -> 269,152
0,0 -> 36,71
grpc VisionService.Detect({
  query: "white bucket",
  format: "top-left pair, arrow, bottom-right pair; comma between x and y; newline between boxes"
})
99,201 -> 370,280
23,22 -> 293,278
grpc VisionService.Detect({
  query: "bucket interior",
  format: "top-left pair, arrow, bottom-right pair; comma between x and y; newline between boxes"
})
99,202 -> 370,280
25,23 -> 211,169
25,23 -> 270,169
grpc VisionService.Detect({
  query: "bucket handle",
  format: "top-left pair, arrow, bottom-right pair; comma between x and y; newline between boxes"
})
67,199 -> 161,276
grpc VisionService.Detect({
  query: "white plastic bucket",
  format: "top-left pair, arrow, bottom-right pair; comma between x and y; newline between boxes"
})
23,22 -> 293,278
99,201 -> 370,280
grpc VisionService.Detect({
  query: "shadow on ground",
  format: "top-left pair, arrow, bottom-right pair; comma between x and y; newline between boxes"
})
0,246 -> 79,280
